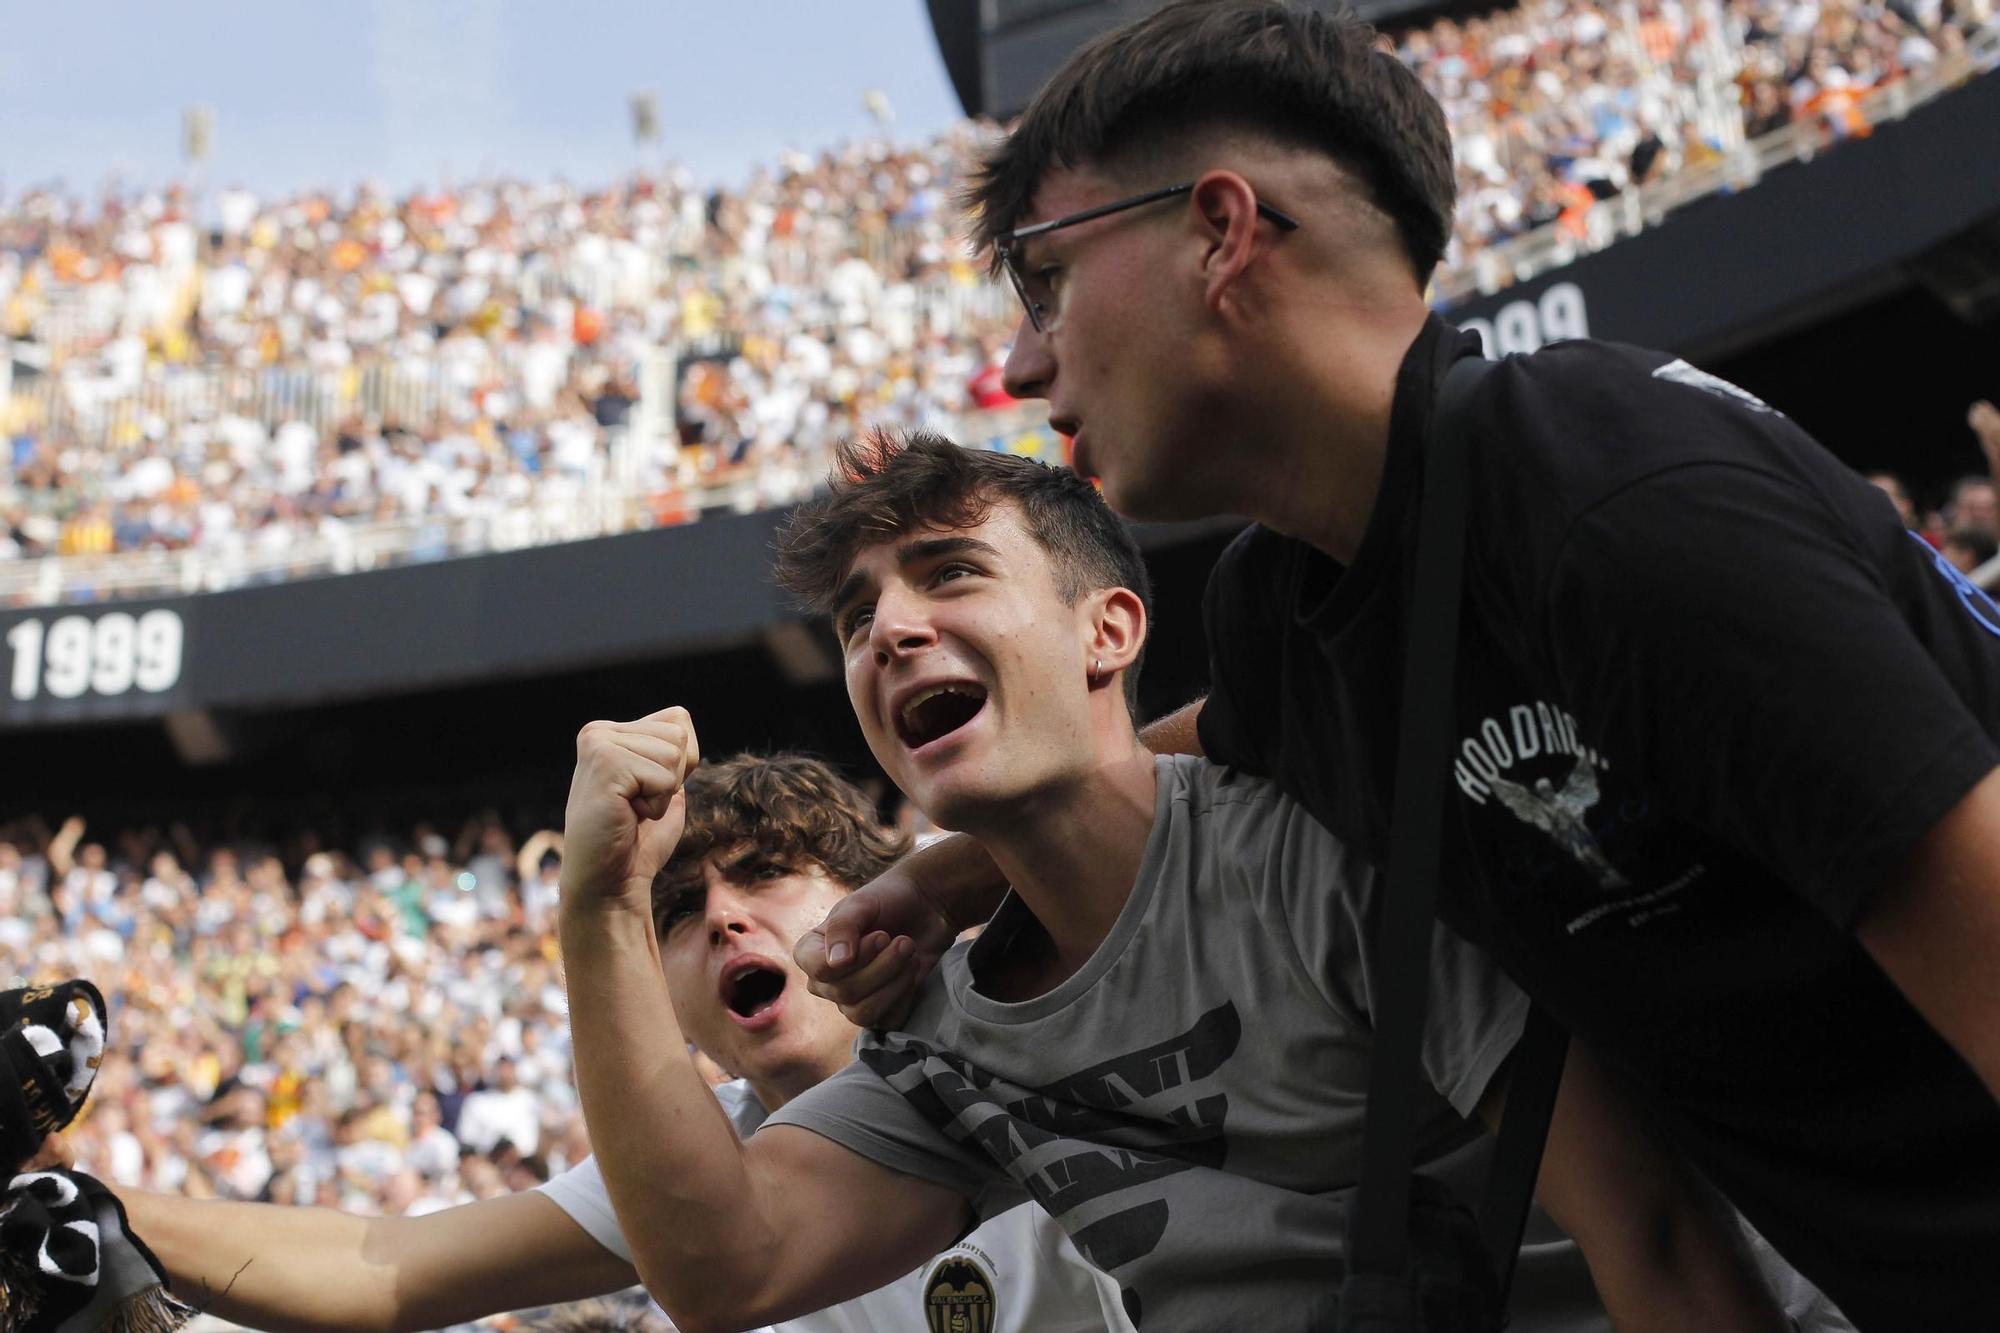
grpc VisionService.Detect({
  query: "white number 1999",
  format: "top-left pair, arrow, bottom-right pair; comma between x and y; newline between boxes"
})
6,610 -> 184,702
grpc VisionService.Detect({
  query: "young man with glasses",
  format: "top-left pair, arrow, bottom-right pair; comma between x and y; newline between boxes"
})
799,2 -> 2000,1327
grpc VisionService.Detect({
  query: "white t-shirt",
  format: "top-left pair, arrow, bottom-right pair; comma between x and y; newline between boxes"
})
537,1079 -> 1131,1333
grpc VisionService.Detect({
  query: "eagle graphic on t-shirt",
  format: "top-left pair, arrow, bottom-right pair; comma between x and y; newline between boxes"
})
1487,758 -> 1631,891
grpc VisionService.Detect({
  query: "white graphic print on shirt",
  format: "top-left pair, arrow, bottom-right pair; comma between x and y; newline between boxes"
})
1453,700 -> 1708,933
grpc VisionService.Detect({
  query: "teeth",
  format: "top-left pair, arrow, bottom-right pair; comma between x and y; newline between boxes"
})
900,684 -> 975,727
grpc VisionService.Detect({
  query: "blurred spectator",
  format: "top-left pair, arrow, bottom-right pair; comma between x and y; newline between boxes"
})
456,1057 -> 541,1156
1865,470 -> 1917,526
1947,474 -> 1999,535
0,813 -> 581,1230
1943,524 -> 1998,573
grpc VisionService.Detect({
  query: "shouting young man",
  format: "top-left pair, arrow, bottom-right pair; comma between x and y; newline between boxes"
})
561,434 -> 1820,1331
799,3 -> 2000,1326
95,755 -> 1125,1333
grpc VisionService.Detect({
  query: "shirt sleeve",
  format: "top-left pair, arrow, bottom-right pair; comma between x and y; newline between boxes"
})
1543,460 -> 2000,927
761,1059 -> 1001,1207
535,1156 -> 632,1263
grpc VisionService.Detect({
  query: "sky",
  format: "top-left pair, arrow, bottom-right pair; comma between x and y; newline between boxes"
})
0,1 -> 968,201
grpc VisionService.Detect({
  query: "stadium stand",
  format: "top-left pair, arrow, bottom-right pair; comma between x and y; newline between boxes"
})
2,0 -> 1993,608
1,812 -> 587,1218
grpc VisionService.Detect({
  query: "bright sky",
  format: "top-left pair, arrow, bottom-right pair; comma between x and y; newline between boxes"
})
0,1 -> 967,201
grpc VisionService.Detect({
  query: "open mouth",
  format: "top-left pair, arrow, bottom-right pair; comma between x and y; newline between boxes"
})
895,683 -> 988,751
721,963 -> 787,1021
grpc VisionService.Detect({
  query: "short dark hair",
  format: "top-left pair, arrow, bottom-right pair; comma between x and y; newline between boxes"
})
964,0 -> 1455,283
651,752 -> 910,937
773,429 -> 1153,710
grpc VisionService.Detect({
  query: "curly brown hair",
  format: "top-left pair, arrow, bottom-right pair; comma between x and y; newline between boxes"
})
650,752 -> 910,936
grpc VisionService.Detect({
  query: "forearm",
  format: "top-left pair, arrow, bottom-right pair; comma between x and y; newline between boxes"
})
558,902 -> 784,1323
129,1188 -> 633,1333
124,1192 -> 394,1333
1527,1049 -> 1787,1332
1140,697 -> 1206,757
1583,1187 -> 1789,1333
897,832 -> 1007,933
1858,765 -> 2000,1102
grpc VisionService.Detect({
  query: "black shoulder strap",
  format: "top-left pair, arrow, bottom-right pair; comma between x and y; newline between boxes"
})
1344,352 -> 1570,1313
1346,352 -> 1490,1282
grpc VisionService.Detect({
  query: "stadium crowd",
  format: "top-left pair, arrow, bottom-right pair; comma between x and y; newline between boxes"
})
0,122 -> 1020,582
0,0 -> 1994,589
0,811 -> 595,1226
1433,0 -> 1998,255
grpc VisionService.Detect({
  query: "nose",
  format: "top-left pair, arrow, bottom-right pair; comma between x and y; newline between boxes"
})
705,882 -> 753,947
1001,315 -> 1054,401
867,580 -> 937,669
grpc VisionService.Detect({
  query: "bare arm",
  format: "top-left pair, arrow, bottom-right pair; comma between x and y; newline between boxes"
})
1856,764 -> 2000,1101
124,1189 -> 635,1333
1483,1045 -> 1789,1332
516,829 -> 562,883
47,815 -> 84,877
560,710 -> 970,1331
1969,401 -> 2000,484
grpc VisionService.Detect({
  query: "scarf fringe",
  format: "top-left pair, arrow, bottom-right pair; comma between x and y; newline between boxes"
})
99,1284 -> 194,1333
0,1265 -> 45,1333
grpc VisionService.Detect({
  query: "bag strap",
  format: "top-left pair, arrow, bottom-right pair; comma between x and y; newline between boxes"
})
1346,352 -> 1574,1319
1346,351 -> 1493,1283
1478,1003 -> 1568,1308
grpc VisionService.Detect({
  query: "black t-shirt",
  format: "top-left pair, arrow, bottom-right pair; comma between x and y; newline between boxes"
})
1198,315 -> 2000,1328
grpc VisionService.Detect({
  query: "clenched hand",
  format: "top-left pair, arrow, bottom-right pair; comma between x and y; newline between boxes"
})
560,706 -> 701,916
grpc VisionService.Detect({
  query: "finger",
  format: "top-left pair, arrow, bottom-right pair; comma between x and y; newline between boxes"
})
595,728 -> 694,779
601,753 -> 683,822
636,707 -> 700,771
844,939 -> 926,1029
817,894 -> 884,971
794,925 -> 830,978
24,1133 -> 74,1172
834,931 -> 905,993
810,932 -> 905,1007
805,932 -> 891,1003
641,788 -> 687,849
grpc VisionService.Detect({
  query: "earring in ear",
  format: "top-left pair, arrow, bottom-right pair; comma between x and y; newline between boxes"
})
1093,657 -> 1103,676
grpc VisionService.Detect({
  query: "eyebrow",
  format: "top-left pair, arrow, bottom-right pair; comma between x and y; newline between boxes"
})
717,846 -> 775,879
831,535 -> 1003,623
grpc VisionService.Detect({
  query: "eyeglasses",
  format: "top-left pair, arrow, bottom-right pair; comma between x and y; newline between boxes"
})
993,182 -> 1302,334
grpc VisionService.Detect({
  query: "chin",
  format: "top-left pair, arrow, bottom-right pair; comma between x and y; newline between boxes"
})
1098,468 -> 1207,524
909,781 -> 1006,836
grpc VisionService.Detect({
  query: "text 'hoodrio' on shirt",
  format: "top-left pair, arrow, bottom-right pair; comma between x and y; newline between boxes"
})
1195,315 -> 2000,1328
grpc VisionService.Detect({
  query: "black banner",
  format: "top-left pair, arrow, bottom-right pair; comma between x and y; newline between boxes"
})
0,509 -> 798,730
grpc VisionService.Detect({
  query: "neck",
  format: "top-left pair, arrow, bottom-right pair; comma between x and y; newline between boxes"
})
967,740 -> 1159,990
1225,297 -> 1430,564
747,1050 -> 849,1113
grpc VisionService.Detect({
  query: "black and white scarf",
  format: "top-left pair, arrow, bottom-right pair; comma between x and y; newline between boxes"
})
0,1172 -> 190,1333
0,981 -> 191,1333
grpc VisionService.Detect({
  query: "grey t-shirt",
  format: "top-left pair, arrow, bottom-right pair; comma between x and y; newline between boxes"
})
767,755 -> 1525,1329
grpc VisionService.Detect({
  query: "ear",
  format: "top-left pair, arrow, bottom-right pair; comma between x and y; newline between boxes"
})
1082,586 -> 1148,684
1189,170 -> 1269,314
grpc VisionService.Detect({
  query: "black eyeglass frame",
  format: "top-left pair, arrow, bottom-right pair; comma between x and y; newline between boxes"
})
993,182 -> 1302,333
